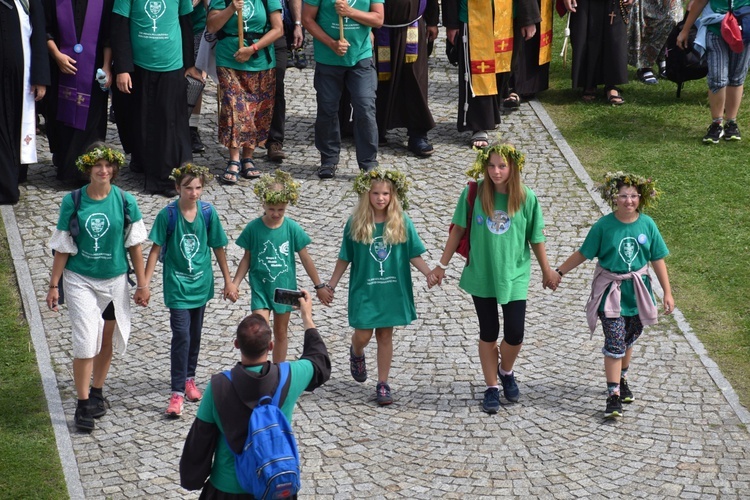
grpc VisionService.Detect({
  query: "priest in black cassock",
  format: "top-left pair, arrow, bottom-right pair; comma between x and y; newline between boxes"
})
0,0 -> 50,205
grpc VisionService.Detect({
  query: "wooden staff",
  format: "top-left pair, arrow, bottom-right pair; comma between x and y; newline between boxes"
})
238,3 -> 244,51
339,14 -> 344,41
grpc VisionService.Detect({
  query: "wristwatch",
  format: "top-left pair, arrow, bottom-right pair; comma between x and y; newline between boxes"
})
313,283 -> 326,290
294,21 -> 302,26
435,261 -> 449,270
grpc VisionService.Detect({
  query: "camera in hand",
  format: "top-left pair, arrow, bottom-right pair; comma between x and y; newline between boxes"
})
273,288 -> 304,306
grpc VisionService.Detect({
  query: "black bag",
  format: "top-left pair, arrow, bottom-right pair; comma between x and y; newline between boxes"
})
663,14 -> 708,98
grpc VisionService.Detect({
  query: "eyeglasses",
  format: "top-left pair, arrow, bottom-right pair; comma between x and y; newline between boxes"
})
617,194 -> 641,201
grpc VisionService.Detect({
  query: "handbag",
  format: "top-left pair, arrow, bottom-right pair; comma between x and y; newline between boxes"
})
186,74 -> 205,112
721,0 -> 744,53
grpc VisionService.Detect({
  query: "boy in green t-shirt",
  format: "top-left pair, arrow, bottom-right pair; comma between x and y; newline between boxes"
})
555,172 -> 674,419
144,164 -> 238,417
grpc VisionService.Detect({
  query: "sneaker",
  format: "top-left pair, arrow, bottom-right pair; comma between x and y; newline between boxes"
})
376,382 -> 393,405
74,405 -> 95,431
185,379 -> 202,402
190,127 -> 205,153
481,387 -> 501,414
407,136 -> 435,158
166,393 -> 184,418
317,164 -> 337,180
703,122 -> 724,144
604,394 -> 623,418
88,390 -> 109,418
498,370 -> 520,403
294,49 -> 308,69
349,346 -> 367,382
286,50 -> 295,68
724,121 -> 742,141
619,377 -> 634,404
267,142 -> 287,162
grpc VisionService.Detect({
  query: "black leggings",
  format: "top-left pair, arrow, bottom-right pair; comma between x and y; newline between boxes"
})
471,297 -> 526,345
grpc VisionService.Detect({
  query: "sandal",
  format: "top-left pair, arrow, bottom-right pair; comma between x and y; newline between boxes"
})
582,89 -> 597,103
637,68 -> 658,85
239,158 -> 261,179
470,130 -> 489,149
606,87 -> 625,106
317,164 -> 337,179
502,92 -> 521,109
220,160 -> 241,185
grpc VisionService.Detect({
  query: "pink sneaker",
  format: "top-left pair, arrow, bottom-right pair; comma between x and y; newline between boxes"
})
185,379 -> 202,402
166,393 -> 184,418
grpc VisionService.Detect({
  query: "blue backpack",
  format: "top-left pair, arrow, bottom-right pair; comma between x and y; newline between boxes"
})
158,200 -> 214,262
222,363 -> 301,499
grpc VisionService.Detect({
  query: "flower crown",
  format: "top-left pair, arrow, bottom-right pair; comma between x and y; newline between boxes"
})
169,163 -> 211,183
253,170 -> 301,206
466,143 -> 525,180
352,168 -> 411,210
599,171 -> 660,210
75,146 -> 126,173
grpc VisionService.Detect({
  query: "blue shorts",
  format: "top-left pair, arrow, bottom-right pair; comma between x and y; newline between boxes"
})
705,31 -> 750,93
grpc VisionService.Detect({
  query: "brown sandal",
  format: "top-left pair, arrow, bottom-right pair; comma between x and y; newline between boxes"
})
606,88 -> 625,106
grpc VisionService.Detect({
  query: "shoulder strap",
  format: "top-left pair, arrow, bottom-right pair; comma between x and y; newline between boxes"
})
199,201 -> 213,230
117,186 -> 131,231
465,181 -> 478,267
68,188 -> 83,238
166,201 -> 179,238
271,363 -> 290,407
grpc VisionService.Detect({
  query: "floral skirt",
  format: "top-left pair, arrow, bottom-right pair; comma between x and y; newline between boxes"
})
217,67 -> 276,149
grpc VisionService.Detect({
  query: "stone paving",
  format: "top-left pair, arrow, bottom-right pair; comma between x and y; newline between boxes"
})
7,37 -> 750,499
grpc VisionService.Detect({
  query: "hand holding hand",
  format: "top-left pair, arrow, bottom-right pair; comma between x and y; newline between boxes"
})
224,282 -> 239,302
543,268 -> 561,291
315,286 -> 333,306
428,267 -> 446,288
134,287 -> 150,307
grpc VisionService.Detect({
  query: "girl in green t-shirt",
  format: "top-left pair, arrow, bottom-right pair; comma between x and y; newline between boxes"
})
429,144 -> 560,415
327,169 -> 432,406
555,172 -> 674,419
144,164 -> 238,418
232,170 -> 331,362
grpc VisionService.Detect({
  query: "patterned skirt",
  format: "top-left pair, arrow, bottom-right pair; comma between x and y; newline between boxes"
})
217,67 -> 276,149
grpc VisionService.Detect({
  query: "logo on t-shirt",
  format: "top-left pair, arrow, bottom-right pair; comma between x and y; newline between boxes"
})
258,240 -> 290,282
85,213 -> 110,251
180,234 -> 200,272
145,0 -> 166,33
618,237 -> 639,272
486,210 -> 510,235
369,237 -> 391,277
241,1 -> 256,30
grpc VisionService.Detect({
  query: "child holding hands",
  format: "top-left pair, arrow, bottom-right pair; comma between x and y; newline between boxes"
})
144,164 -> 237,417
233,170 -> 331,362
555,172 -> 673,419
430,144 -> 560,414
327,169 -> 432,405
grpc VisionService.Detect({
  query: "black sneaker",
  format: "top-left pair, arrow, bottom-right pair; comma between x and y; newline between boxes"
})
619,377 -> 634,404
349,345 -> 367,382
482,387 -> 501,414
376,382 -> 393,405
190,126 -> 206,153
88,390 -> 110,418
286,50 -> 295,68
604,394 -> 623,418
703,122 -> 724,144
498,370 -> 520,402
74,405 -> 95,431
294,49 -> 308,69
724,121 -> 741,141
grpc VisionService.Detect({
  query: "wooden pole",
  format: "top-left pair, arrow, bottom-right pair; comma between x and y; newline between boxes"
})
238,6 -> 244,51
339,15 -> 344,41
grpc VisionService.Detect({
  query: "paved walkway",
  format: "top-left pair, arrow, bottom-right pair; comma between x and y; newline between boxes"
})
5,38 -> 750,499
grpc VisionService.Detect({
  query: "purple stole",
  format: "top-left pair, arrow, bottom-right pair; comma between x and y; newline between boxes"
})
375,0 -> 426,82
56,0 -> 103,130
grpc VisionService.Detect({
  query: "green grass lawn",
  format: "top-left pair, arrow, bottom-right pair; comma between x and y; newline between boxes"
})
0,219 -> 68,499
539,14 -> 750,407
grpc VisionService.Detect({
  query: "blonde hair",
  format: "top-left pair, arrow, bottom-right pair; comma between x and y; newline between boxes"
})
349,180 -> 406,245
479,151 -> 526,217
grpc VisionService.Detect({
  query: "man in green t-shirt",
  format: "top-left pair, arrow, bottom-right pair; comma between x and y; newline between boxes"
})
179,290 -> 331,496
301,0 -> 384,178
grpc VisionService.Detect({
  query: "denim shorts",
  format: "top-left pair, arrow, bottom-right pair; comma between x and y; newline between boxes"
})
705,31 -> 750,92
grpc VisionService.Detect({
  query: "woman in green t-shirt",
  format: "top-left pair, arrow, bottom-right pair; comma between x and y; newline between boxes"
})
430,144 -> 560,415
207,0 -> 284,184
46,143 -> 149,432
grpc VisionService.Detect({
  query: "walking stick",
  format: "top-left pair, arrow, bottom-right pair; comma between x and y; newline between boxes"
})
339,15 -> 345,41
238,5 -> 244,52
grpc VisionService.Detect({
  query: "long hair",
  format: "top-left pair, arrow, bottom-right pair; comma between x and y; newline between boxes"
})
479,151 -> 526,217
349,179 -> 406,245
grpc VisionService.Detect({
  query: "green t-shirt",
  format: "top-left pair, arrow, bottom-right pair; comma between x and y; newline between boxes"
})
57,185 -> 144,279
148,202 -> 229,309
579,212 -> 669,317
209,0 -> 281,71
195,360 -> 314,494
304,0 -> 383,67
451,184 -> 545,303
191,0 -> 207,33
338,214 -> 426,329
236,217 -> 311,313
113,0 -> 194,72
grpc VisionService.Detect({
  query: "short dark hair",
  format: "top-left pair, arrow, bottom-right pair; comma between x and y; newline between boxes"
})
236,314 -> 272,359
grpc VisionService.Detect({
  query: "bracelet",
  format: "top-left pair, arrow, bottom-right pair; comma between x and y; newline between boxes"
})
555,268 -> 564,277
313,283 -> 326,290
294,21 -> 302,26
325,284 -> 335,292
251,43 -> 259,52
49,285 -> 58,289
434,261 -> 449,270
136,285 -> 149,290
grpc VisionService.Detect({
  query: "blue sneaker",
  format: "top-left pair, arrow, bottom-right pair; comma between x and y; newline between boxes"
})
498,370 -> 520,402
482,387 -> 501,414
349,345 -> 367,383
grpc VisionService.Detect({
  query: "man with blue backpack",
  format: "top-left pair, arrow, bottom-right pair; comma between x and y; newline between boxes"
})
179,289 -> 331,499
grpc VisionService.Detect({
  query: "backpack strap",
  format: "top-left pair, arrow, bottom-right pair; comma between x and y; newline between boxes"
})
271,363 -> 290,407
464,181 -> 478,266
118,186 -> 131,231
68,188 -> 83,238
200,201 -> 213,231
